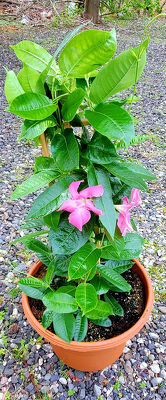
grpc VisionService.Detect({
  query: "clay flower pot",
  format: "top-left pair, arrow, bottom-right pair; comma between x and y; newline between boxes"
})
22,259 -> 154,372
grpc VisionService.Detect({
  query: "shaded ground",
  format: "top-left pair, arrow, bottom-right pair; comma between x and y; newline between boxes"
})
0,16 -> 166,400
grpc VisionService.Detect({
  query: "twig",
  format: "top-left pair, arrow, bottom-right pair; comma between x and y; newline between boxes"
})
40,132 -> 50,157
22,359 -> 42,398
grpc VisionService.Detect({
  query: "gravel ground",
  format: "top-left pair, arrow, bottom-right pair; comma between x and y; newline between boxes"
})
0,17 -> 166,400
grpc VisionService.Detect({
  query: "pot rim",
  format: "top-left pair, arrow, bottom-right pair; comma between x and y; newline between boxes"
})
22,258 -> 154,351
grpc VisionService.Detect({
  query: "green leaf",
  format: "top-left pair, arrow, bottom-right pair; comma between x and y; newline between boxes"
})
68,242 -> 101,280
105,260 -> 133,274
56,285 -> 76,297
53,313 -> 75,343
74,311 -> 88,341
90,275 -> 110,295
44,211 -> 60,230
17,64 -> 43,93
20,217 -> 45,230
19,276 -> 49,288
11,41 -> 57,74
27,173 -> 83,219
88,165 -> 116,238
82,131 -> 118,164
41,309 -> 53,329
62,88 -> 85,122
48,255 -> 71,277
97,264 -> 131,292
90,317 -> 112,327
51,129 -> 79,172
49,214 -> 94,255
45,261 -> 56,285
90,39 -> 149,103
18,284 -> 48,300
75,283 -> 98,314
19,117 -> 57,140
105,160 -> 156,191
104,293 -> 124,316
36,253 -> 52,267
20,238 -> 51,255
85,300 -> 114,319
84,265 -> 96,281
7,93 -> 58,120
85,103 -> 134,146
34,157 -> 56,173
10,231 -> 49,245
43,291 -> 78,313
10,170 -> 60,200
59,28 -> 116,78
4,70 -> 24,104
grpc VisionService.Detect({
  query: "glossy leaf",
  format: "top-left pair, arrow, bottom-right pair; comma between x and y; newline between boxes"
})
48,255 -> 71,277
85,103 -> 134,146
90,317 -> 112,327
27,173 -> 83,219
85,300 -> 114,319
105,160 -> 156,191
36,253 -> 52,267
10,170 -> 60,200
19,117 -> 57,140
17,64 -> 43,93
43,291 -> 78,313
104,293 -> 124,316
97,264 -> 131,292
90,275 -> 110,295
90,39 -> 149,103
34,156 -> 56,173
7,93 -> 58,121
41,309 -> 53,329
10,231 -> 49,245
18,276 -> 49,288
44,211 -> 60,230
45,261 -> 56,285
84,265 -> 97,281
56,285 -> 76,297
62,88 -> 85,121
51,129 -> 79,172
18,284 -> 48,300
20,238 -> 51,255
4,70 -> 24,104
20,217 -> 45,230
88,165 -> 116,238
68,242 -> 101,280
105,260 -> 133,274
74,311 -> 88,341
82,131 -> 118,164
75,283 -> 98,314
59,28 -> 116,77
53,313 -> 75,343
11,41 -> 57,73
49,214 -> 94,255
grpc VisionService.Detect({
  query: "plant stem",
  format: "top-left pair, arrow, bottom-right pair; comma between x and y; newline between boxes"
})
40,132 -> 50,157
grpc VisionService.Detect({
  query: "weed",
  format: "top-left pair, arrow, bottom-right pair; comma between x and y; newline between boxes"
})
0,310 -> 6,320
9,287 -> 21,298
68,389 -> 75,396
113,380 -> 121,391
5,392 -> 11,400
0,333 -> 8,346
12,339 -> 29,361
139,381 -> 146,388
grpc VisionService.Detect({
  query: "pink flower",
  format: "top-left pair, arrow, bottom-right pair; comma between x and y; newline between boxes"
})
57,180 -> 104,231
115,188 -> 141,236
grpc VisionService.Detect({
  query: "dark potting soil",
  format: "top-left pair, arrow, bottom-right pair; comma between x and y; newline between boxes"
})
29,264 -> 145,341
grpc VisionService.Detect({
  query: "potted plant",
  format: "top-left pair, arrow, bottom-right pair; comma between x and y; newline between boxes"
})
4,23 -> 157,372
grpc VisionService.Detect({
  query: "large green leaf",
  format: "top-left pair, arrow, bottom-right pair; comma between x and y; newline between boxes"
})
85,103 -> 134,146
90,317 -> 112,327
41,309 -> 53,329
85,300 -> 114,319
56,285 -> 76,297
19,117 -> 57,140
34,157 -> 56,173
105,160 -> 156,191
62,88 -> 85,122
18,276 -> 49,288
101,233 -> 144,260
51,129 -> 79,172
10,170 -> 60,200
21,217 -> 45,230
47,255 -> 71,277
53,313 -> 75,343
20,238 -> 51,255
59,28 -> 116,77
49,214 -> 94,255
11,41 -> 57,74
27,173 -> 83,219
104,293 -> 124,316
17,64 -> 44,93
18,276 -> 49,300
90,39 -> 149,103
88,165 -> 116,238
4,70 -> 24,104
105,259 -> 133,274
90,275 -> 110,295
74,311 -> 88,341
44,211 -> 60,230
97,264 -> 131,292
68,242 -> 101,280
75,283 -> 98,314
10,231 -> 49,245
7,93 -> 58,120
82,131 -> 118,164
43,291 -> 78,313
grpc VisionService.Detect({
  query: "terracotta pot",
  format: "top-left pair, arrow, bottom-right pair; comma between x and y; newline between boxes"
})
22,259 -> 154,372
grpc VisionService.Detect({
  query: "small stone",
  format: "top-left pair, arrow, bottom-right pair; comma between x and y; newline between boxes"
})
123,347 -> 130,353
38,357 -> 43,366
11,375 -> 19,384
26,383 -> 35,392
4,368 -> 14,377
51,383 -> 58,393
12,308 -> 18,317
94,384 -> 101,397
1,377 -> 8,385
124,360 -> 133,374
41,385 -> 49,393
80,388 -> 85,399
140,362 -> 148,370
150,363 -> 160,373
59,377 -> 67,385
9,323 -> 19,334
149,332 -> 159,339
158,306 -> 166,314
151,377 -> 163,387
119,376 -> 125,384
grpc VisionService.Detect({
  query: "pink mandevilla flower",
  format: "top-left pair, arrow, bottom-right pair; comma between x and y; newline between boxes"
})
57,180 -> 104,231
116,188 -> 141,236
